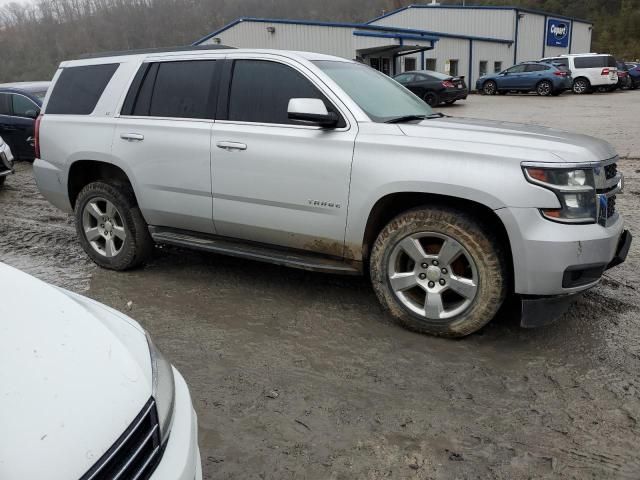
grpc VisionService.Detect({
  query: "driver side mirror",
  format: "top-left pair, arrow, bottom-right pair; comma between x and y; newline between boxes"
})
288,98 -> 339,128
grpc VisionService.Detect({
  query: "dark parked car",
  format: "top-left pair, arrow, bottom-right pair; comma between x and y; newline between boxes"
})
615,61 -> 632,90
476,61 -> 572,96
625,62 -> 640,90
393,70 -> 468,106
0,82 -> 50,161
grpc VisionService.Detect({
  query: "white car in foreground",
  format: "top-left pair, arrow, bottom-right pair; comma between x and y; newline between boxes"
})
0,135 -> 14,188
0,263 -> 202,479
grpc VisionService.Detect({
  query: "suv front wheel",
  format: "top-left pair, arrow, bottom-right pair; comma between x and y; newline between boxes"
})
370,207 -> 507,337
74,181 -> 154,270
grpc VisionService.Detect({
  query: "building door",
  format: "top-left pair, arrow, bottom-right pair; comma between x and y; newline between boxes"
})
211,58 -> 357,257
381,58 -> 391,76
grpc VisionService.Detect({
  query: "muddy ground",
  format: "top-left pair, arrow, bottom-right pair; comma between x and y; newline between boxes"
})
1,92 -> 640,479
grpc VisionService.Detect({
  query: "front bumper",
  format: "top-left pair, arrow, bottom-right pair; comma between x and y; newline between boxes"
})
152,368 -> 202,480
0,143 -> 14,176
519,230 -> 631,327
497,207 -> 627,296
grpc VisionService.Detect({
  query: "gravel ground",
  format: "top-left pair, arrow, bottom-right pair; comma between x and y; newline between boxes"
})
1,90 -> 639,479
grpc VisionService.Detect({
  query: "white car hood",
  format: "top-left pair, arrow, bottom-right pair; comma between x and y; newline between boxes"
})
0,264 -> 152,480
399,116 -> 617,163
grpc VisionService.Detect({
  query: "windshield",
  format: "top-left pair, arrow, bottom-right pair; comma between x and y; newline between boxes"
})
313,60 -> 432,122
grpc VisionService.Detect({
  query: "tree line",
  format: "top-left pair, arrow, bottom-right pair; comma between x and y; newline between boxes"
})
0,0 -> 638,82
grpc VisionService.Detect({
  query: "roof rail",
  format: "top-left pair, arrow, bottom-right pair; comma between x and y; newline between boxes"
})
78,44 -> 235,59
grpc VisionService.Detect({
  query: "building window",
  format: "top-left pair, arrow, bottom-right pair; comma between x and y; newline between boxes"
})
404,57 -> 416,72
425,58 -> 436,71
370,58 -> 380,71
479,61 -> 488,77
494,61 -> 503,73
448,59 -> 459,76
381,58 -> 390,76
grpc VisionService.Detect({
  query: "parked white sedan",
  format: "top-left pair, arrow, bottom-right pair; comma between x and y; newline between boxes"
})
0,263 -> 202,479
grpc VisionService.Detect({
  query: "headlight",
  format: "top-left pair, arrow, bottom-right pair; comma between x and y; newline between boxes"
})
146,332 -> 175,445
523,165 -> 597,223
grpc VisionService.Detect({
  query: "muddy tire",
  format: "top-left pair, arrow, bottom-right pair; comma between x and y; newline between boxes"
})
370,207 -> 507,337
74,181 -> 154,270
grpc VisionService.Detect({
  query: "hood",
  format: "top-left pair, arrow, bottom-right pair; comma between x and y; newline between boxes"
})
0,264 -> 152,480
399,117 -> 617,163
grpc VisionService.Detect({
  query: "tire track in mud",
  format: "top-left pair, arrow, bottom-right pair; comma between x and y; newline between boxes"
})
0,162 -> 94,290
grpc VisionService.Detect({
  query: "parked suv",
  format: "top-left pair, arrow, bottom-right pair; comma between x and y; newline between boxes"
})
541,54 -> 618,94
34,48 -> 631,337
476,61 -> 572,96
0,82 -> 49,161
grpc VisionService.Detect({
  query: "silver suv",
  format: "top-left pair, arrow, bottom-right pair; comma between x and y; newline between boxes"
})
34,47 -> 631,337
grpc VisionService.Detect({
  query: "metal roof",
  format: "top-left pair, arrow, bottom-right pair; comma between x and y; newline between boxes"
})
367,4 -> 593,26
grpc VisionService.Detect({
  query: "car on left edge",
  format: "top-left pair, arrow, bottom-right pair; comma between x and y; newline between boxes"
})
0,135 -> 14,189
0,81 -> 50,161
0,262 -> 202,480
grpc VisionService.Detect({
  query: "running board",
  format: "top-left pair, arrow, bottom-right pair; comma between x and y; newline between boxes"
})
149,227 -> 361,275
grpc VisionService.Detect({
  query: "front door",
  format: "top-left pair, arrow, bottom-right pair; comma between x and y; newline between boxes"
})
112,58 -> 220,234
211,57 -> 356,257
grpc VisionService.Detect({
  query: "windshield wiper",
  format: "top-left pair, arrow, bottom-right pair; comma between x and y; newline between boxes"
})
384,113 -> 445,123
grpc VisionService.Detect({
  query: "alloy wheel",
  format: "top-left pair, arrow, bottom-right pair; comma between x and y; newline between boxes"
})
537,81 -> 552,96
573,79 -> 588,94
387,232 -> 479,321
82,197 -> 127,258
483,81 -> 497,95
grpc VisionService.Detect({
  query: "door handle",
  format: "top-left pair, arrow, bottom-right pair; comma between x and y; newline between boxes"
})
216,141 -> 247,151
120,133 -> 144,142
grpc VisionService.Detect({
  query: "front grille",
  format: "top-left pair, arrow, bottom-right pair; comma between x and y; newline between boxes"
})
80,399 -> 162,480
607,195 -> 617,218
605,162 -> 618,180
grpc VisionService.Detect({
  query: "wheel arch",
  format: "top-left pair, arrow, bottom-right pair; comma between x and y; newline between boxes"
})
68,160 -> 137,209
360,192 -> 514,289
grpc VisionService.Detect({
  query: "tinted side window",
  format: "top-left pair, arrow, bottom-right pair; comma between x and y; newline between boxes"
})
12,94 -> 39,117
228,60 -> 342,126
394,74 -> 414,83
46,64 -> 119,115
148,61 -> 217,119
526,64 -> 548,72
0,93 -> 10,115
573,56 -> 612,69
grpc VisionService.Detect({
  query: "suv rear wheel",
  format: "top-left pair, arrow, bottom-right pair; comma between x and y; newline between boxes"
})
74,181 -> 154,270
572,78 -> 590,94
370,207 -> 507,337
536,80 -> 553,96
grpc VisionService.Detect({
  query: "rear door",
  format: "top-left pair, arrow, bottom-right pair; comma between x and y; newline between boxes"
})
524,64 -> 549,87
210,56 -> 357,257
113,57 -> 221,234
7,93 -> 39,159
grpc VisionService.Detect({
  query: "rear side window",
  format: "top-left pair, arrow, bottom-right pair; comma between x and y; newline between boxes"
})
227,60 -> 343,126
573,56 -> 617,69
12,94 -> 39,117
526,64 -> 548,72
124,60 -> 218,119
548,58 -> 569,67
46,64 -> 119,115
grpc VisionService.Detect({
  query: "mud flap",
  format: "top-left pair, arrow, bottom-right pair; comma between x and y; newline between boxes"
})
520,294 -> 580,328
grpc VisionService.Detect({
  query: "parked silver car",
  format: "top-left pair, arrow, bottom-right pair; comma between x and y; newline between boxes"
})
33,47 -> 630,337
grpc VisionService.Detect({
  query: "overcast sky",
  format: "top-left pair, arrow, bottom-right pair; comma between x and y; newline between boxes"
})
0,0 -> 31,5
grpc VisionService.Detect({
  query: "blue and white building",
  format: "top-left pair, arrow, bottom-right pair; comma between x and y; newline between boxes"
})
194,4 -> 592,86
